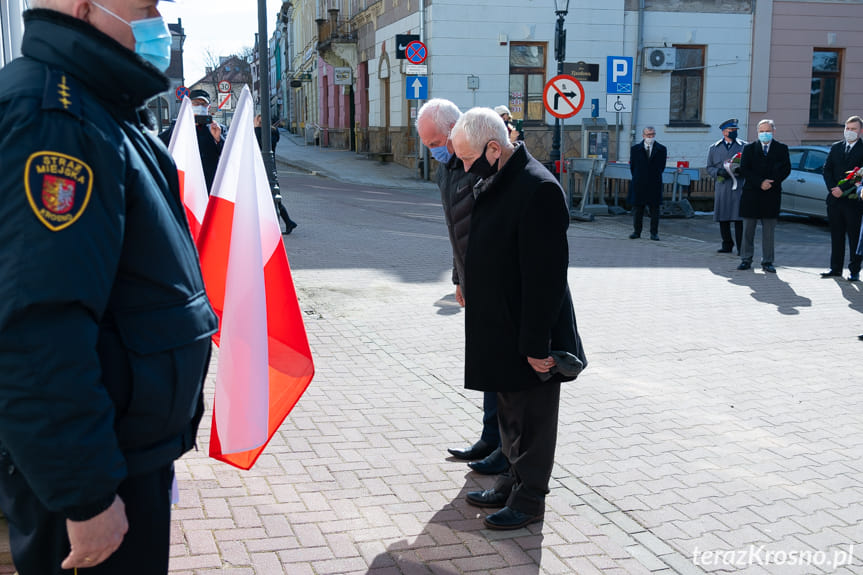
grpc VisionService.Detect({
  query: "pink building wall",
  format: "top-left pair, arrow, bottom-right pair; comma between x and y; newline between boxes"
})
317,57 -> 352,145
752,2 -> 863,145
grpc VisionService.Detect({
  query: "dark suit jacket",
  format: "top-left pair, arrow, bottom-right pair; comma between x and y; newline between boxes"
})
739,139 -> 791,219
823,140 -> 863,208
628,140 -> 667,205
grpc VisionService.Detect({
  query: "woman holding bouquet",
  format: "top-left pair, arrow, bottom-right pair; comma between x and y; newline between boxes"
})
707,119 -> 746,253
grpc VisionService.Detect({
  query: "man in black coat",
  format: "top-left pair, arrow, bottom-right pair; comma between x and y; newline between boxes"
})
0,1 -> 218,573
821,115 -> 863,281
416,100 -> 506,473
159,89 -> 226,192
737,119 -> 792,272
451,107 -> 585,531
628,126 -> 668,240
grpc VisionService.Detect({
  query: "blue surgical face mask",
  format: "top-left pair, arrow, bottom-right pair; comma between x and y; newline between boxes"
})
430,145 -> 453,164
758,131 -> 773,144
92,2 -> 172,72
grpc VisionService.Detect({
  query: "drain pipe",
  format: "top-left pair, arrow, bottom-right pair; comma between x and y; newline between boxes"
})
420,0 -> 429,181
629,0 -> 645,153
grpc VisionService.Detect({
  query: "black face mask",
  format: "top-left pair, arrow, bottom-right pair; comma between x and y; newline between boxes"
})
468,141 -> 500,179
726,130 -> 738,141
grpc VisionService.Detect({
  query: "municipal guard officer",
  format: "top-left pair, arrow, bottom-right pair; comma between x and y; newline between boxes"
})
159,88 -> 227,192
707,119 -> 747,253
0,2 -> 218,574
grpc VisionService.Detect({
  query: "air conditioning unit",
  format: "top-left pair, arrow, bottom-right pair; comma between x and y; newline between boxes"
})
644,47 -> 676,71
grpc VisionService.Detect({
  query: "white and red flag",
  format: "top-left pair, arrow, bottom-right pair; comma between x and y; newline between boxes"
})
166,96 -> 209,242
197,86 -> 314,470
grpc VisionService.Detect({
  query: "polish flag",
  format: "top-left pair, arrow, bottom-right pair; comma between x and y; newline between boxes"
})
166,96 -> 209,242
197,86 -> 314,470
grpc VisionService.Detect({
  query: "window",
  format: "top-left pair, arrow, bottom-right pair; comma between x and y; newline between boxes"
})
669,45 -> 705,125
810,49 -> 841,124
509,43 -> 546,124
803,149 -> 827,173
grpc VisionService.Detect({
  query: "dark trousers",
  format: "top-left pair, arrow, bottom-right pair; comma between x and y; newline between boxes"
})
480,391 -> 501,447
493,382 -> 561,516
275,197 -> 296,229
0,460 -> 174,575
827,201 -> 863,275
719,220 -> 743,252
632,203 -> 659,236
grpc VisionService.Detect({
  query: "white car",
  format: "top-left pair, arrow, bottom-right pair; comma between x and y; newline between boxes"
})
780,145 -> 831,220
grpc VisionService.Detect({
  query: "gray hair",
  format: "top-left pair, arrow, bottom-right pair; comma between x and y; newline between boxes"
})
642,126 -> 656,135
416,99 -> 461,134
757,119 -> 775,130
450,107 -> 510,154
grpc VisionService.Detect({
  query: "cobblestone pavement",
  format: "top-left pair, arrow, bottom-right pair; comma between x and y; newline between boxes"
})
166,133 -> 863,575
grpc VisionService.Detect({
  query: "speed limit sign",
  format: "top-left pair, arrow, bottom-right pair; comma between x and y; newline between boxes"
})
218,80 -> 232,93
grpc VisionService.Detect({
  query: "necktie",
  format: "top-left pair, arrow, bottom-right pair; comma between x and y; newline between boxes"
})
763,145 -> 768,156
646,145 -> 651,157
847,144 -> 852,156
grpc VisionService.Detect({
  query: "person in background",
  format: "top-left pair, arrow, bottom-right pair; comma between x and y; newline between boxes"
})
451,107 -> 586,531
494,105 -> 521,143
254,114 -> 297,234
628,126 -> 667,241
416,99 -> 507,476
737,119 -> 792,273
159,88 -> 225,192
821,115 -> 863,281
706,119 -> 746,254
0,1 -> 219,573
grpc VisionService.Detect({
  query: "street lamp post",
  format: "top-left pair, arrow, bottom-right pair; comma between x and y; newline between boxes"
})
258,0 -> 286,229
549,0 -> 569,174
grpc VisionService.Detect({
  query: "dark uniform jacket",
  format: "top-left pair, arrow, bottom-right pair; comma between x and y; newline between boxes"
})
739,139 -> 792,219
436,155 -> 478,291
628,140 -> 668,206
160,120 -> 226,192
0,10 -> 218,521
464,143 -> 583,392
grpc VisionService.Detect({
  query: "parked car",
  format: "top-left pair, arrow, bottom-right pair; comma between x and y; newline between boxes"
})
780,145 -> 830,220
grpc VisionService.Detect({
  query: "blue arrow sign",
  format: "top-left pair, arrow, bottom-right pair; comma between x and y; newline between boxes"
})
406,76 -> 428,100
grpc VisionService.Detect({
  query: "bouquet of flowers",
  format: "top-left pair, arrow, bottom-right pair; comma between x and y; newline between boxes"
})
720,153 -> 743,190
837,167 -> 862,198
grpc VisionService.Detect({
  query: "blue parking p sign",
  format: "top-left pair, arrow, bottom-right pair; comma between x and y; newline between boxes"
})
607,56 -> 633,94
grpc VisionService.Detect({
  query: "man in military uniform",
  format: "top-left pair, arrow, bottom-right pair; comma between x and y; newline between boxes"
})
159,88 -> 226,192
0,1 -> 218,574
707,119 -> 746,254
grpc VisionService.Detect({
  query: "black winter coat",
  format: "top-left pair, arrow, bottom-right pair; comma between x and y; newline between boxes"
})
823,139 -> 863,210
628,140 -> 667,205
436,156 -> 478,290
739,139 -> 791,219
463,144 -> 577,392
0,10 -> 218,520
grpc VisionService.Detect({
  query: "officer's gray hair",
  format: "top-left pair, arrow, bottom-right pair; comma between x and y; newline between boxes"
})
757,119 -> 775,130
416,99 -> 461,135
451,107 -> 510,154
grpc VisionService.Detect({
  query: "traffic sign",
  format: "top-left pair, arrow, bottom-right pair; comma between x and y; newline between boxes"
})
543,74 -> 585,119
218,80 -> 232,93
175,86 -> 189,100
218,93 -> 232,110
405,41 -> 427,65
405,76 -> 428,100
606,94 -> 632,113
607,56 -> 633,94
405,64 -> 427,75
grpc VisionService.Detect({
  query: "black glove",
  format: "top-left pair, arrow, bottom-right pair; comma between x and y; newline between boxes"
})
717,168 -> 730,178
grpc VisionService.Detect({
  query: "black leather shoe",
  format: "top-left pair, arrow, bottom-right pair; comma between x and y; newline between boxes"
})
650,234 -> 660,241
849,274 -> 860,282
629,232 -> 640,239
762,264 -> 776,273
483,506 -> 543,530
447,440 -> 494,461
737,261 -> 751,270
717,247 -> 733,253
821,271 -> 842,278
283,221 -> 298,235
466,488 -> 510,508
468,447 -> 509,475
858,334 -> 863,341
